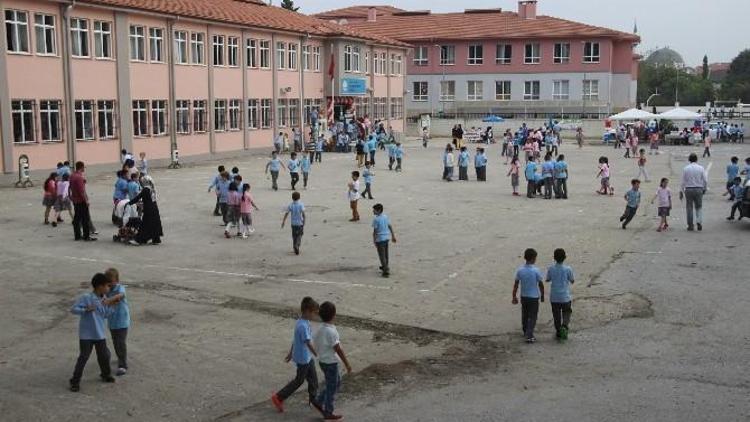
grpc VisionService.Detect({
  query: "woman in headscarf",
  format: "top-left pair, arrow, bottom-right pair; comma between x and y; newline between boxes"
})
128,175 -> 163,245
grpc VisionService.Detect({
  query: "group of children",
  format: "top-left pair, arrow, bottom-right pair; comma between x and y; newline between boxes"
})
442,145 -> 489,182
208,165 -> 261,239
511,153 -> 569,199
724,156 -> 750,221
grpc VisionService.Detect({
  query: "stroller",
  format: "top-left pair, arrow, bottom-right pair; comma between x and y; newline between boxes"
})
112,199 -> 141,243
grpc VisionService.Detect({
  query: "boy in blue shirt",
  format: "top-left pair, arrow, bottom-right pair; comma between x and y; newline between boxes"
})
105,268 -> 130,376
554,154 -> 569,199
512,248 -> 545,343
367,135 -> 377,165
620,179 -> 641,229
387,142 -> 396,170
288,152 -> 301,191
546,248 -> 575,340
282,191 -> 306,255
271,297 -> 322,415
724,177 -> 745,221
208,165 -> 226,216
362,162 -> 374,199
300,154 -> 312,189
524,159 -> 537,198
394,142 -> 404,172
458,146 -> 470,181
726,157 -> 740,200
215,172 -> 231,224
474,147 -> 488,181
372,203 -> 397,278
264,151 -> 286,191
69,273 -> 117,392
315,135 -> 325,163
127,173 -> 141,201
542,153 -> 555,199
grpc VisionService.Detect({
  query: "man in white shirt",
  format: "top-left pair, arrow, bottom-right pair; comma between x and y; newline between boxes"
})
680,153 -> 708,231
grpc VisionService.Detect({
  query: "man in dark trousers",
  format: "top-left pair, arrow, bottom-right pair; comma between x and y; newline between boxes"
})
70,161 -> 96,241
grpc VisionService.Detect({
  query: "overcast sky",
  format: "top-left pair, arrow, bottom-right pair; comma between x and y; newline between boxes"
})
301,0 -> 748,66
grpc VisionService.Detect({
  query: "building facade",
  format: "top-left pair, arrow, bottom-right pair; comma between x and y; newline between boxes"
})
318,1 -> 640,118
0,0 -> 406,173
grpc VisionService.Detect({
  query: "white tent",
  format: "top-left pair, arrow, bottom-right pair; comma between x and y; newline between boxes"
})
658,107 -> 703,120
608,108 -> 656,121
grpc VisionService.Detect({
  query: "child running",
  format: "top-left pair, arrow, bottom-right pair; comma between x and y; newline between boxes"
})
314,301 -> 353,421
636,148 -> 651,182
348,171 -> 361,221
265,151 -> 286,191
104,268 -> 130,376
362,163 -> 374,200
620,179 -> 642,229
724,177 -> 745,221
372,203 -> 397,278
596,157 -> 614,195
650,178 -> 672,232
512,248 -> 545,343
239,184 -> 259,237
281,192 -> 306,255
507,156 -> 520,196
545,248 -> 575,341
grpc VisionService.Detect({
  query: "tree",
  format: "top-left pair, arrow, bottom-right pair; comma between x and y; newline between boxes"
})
720,49 -> 750,102
637,61 -> 715,106
702,55 -> 709,80
280,0 -> 299,12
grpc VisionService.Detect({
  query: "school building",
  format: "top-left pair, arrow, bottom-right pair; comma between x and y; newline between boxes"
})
0,0 -> 408,174
316,1 -> 641,119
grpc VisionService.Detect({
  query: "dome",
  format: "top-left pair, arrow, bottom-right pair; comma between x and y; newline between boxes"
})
645,47 -> 685,67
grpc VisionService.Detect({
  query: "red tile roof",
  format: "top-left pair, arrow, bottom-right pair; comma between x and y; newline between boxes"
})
77,0 -> 408,46
318,7 -> 640,43
314,5 -> 405,21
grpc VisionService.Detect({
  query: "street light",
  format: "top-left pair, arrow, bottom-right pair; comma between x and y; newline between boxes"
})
434,44 -> 446,115
646,91 -> 660,108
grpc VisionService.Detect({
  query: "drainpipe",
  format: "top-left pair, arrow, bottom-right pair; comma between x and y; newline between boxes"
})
386,48 -> 391,129
271,33 -> 278,138
61,3 -> 76,164
167,19 -> 180,167
299,35 -> 306,140
0,5 -> 16,172
207,24 -> 215,154
241,30 -> 249,150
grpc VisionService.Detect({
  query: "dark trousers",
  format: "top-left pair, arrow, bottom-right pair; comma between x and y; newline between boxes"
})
71,339 -> 111,385
476,166 -> 486,181
395,157 -> 402,171
730,201 -> 743,218
317,362 -> 340,417
219,203 -> 229,224
458,166 -> 468,180
526,180 -> 536,198
291,173 -> 299,190
362,182 -> 373,199
543,177 -> 553,199
520,297 -> 540,339
376,240 -> 389,273
291,225 -> 304,251
369,151 -> 376,165
303,172 -> 309,188
621,206 -> 637,227
703,147 -> 711,158
308,151 -> 315,163
270,170 -> 279,191
551,302 -> 572,333
684,188 -> 704,228
555,178 -> 568,199
72,202 -> 91,240
388,156 -> 395,170
213,196 -> 221,215
315,151 -> 322,162
110,328 -> 128,369
277,361 -> 318,403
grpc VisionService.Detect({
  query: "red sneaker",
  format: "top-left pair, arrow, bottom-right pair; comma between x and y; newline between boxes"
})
271,393 -> 284,413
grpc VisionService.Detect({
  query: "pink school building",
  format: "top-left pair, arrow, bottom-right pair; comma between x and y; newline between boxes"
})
317,1 -> 640,118
0,0 -> 407,174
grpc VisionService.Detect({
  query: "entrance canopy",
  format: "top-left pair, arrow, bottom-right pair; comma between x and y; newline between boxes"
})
608,108 -> 656,121
657,107 -> 703,120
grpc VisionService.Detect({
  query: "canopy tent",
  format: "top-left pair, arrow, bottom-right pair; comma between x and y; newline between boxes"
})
657,107 -> 703,120
608,108 -> 657,121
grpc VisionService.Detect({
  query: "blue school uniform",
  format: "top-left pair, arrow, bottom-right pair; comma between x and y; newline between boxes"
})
394,146 -> 403,159
217,179 -> 230,203
474,153 -> 487,167
287,201 -> 305,226
515,264 -> 543,298
625,189 -> 641,208
268,158 -> 281,172
554,161 -> 568,179
114,178 -> 129,201
388,143 -> 396,158
372,213 -> 391,242
458,151 -> 470,168
70,293 -> 113,340
546,264 -> 575,303
301,158 -> 311,173
107,284 -> 130,330
727,163 -> 740,181
363,168 -> 373,184
524,162 -> 537,180
542,161 -> 555,179
127,180 -> 141,200
291,318 -> 313,364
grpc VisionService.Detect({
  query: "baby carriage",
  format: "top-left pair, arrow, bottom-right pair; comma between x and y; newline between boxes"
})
112,199 -> 141,243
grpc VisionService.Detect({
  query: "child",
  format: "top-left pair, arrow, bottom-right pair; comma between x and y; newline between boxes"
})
42,172 -> 57,225
726,157 -> 740,200
620,179 -> 641,229
475,147 -> 487,181
743,157 -> 750,185
387,141 -> 396,171
314,301 -> 352,421
239,184 -> 259,237
230,166 -> 240,181
458,146 -> 470,181
372,203 -> 397,278
422,126 -> 430,148
554,154 -> 568,199
542,154 -> 554,199
271,297 -> 321,414
301,154 -> 311,189
636,149 -> 650,182
348,171 -> 361,221
315,134 -> 325,163
127,173 -> 141,201
702,133 -> 712,158
362,163 -> 374,199
524,158 -> 537,198
224,182 -> 241,238
512,248 -> 544,343
443,145 -> 455,182
651,178 -> 672,232
596,156 -> 613,195
104,268 -> 130,376
507,156 -> 520,196
288,152 -> 300,191
69,273 -> 116,392
356,138 -> 366,167
281,191 -> 305,255
366,134 -> 377,165
215,172 -> 231,224
394,142 -> 403,172
137,152 -> 148,175
208,165 -> 226,216
264,151 -> 286,191
545,248 -> 574,340
724,177 -> 745,221
53,173 -> 73,225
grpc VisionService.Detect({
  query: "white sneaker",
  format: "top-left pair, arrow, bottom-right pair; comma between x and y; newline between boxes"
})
248,227 -> 255,233
241,234 -> 248,239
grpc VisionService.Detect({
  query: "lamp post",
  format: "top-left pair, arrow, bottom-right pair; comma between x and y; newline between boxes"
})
434,44 -> 445,115
646,92 -> 660,108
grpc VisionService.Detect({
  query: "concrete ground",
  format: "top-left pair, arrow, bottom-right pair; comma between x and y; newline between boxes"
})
0,139 -> 748,422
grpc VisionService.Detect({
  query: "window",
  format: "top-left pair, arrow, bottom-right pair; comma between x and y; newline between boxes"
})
260,99 -> 271,128
288,43 -> 298,70
523,81 -> 540,100
94,21 -> 112,59
227,36 -> 238,67
553,43 -> 570,64
277,99 -> 287,127
303,99 -> 313,125
364,51 -> 370,74
74,100 -> 95,141
97,100 -> 116,139
379,53 -> 387,74
34,14 -> 56,55
468,44 -> 483,65
193,100 -> 207,132
214,99 -> 227,131
289,99 -> 299,127
5,10 -> 29,53
312,46 -> 321,71
351,47 -> 360,72
132,100 -> 148,137
584,42 -> 600,63
276,41 -> 286,69
40,100 -> 62,141
524,43 -> 540,64
495,81 -> 511,101
174,30 -> 188,64
467,81 -> 483,101
552,80 -> 570,100
70,18 -> 89,57
259,40 -> 270,68
390,98 -> 403,119
440,45 -> 455,65
246,39 -> 257,67
212,35 -> 225,66
440,80 -> 455,101
361,96 -> 370,117
413,46 -> 428,66
129,25 -> 145,61
412,81 -> 428,102
583,80 -> 599,100
390,54 -> 402,75
151,100 -> 167,135
149,28 -> 164,62
343,45 -> 352,72
228,99 -> 241,130
190,33 -> 205,64
247,99 -> 259,129
496,43 -> 512,64
175,100 -> 190,134
12,100 -> 35,143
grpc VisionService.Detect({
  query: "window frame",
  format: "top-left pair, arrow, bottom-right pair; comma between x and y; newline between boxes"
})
553,42 -> 570,64
276,41 -> 286,70
440,80 -> 456,102
495,43 -> 512,65
260,98 -> 272,128
129,25 -> 146,62
343,45 -> 352,72
412,81 -> 428,102
583,79 -> 600,100
213,99 -> 227,132
467,80 -> 484,101
246,38 -> 257,68
247,99 -> 259,129
440,45 -> 455,65
175,99 -> 191,135
149,27 -> 164,63
192,100 -> 207,133
34,13 -> 56,56
413,46 -> 428,66
228,99 -> 241,131
5,10 -> 30,54
190,32 -> 205,65
583,41 -> 600,63
523,81 -> 541,101
11,99 -> 36,143
227,36 -> 239,67
132,99 -> 149,137
351,46 -> 360,73
93,21 -> 113,59
288,43 -> 298,71
495,80 -> 511,101
312,46 -> 321,71
70,17 -> 90,58
276,99 -> 287,128
151,100 -> 167,136
74,99 -> 95,141
289,98 -> 299,127
552,80 -> 570,100
468,44 -> 484,65
524,43 -> 540,64
39,100 -> 62,142
259,40 -> 270,69
212,34 -> 225,66
97,100 -> 117,140
174,30 -> 188,64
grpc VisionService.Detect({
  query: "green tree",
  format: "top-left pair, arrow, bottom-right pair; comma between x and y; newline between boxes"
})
720,49 -> 750,102
702,55 -> 709,80
637,61 -> 715,106
280,0 -> 299,12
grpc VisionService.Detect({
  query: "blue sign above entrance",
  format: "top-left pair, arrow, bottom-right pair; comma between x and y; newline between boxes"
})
341,78 -> 367,95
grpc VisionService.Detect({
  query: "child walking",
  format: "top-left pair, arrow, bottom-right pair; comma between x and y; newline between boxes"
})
702,133 -> 712,158
347,171 -> 361,221
53,173 -> 73,226
636,148 -> 651,182
545,248 -> 575,341
507,156 -> 520,196
394,142 -> 404,172
620,179 -> 642,229
596,157 -> 614,195
724,177 -> 745,221
512,248 -> 544,343
288,152 -> 301,191
69,273 -> 116,392
362,163 -> 374,199
372,203 -> 397,278
301,154 -> 311,189
387,142 -> 396,170
315,134 -> 325,163
314,302 -> 353,421
281,192 -> 305,255
650,178 -> 672,231
265,151 -> 286,191
271,297 -> 322,414
239,184 -> 259,237
224,182 -> 241,238
105,268 -> 130,376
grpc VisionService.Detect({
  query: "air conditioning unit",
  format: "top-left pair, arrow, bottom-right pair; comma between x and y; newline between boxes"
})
281,87 -> 292,94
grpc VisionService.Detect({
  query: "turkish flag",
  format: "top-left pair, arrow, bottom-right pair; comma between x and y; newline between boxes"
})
327,52 -> 335,80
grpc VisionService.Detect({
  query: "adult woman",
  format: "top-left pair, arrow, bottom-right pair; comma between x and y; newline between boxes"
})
128,176 -> 163,245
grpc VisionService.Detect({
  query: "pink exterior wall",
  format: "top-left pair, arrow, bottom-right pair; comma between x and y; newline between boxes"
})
389,75 -> 404,98
611,41 -> 635,74
174,22 -> 210,157
215,131 -> 243,152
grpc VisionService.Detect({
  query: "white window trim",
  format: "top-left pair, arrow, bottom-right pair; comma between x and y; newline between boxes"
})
129,25 -> 146,62
495,81 -> 511,101
553,43 -> 570,64
227,36 -> 239,67
132,100 -> 149,137
212,35 -> 225,67
288,43 -> 298,71
12,100 -> 36,143
276,41 -> 286,70
228,99 -> 241,131
524,43 -> 540,65
174,30 -> 188,64
467,81 -> 483,101
412,81 -> 428,102
552,80 -> 570,100
496,43 -> 512,65
468,44 -> 483,66
74,100 -> 95,141
440,45 -> 455,66
34,13 -> 57,56
39,100 -> 62,142
149,27 -> 165,63
584,42 -> 601,63
523,81 -> 541,101
259,40 -> 271,69
214,99 -> 227,132
175,100 -> 191,135
440,81 -> 456,102
151,100 -> 167,136
97,100 -> 117,140
413,46 -> 428,66
246,38 -> 258,68
5,10 -> 30,54
190,32 -> 206,65
93,21 -> 113,60
70,18 -> 90,58
193,100 -> 207,133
